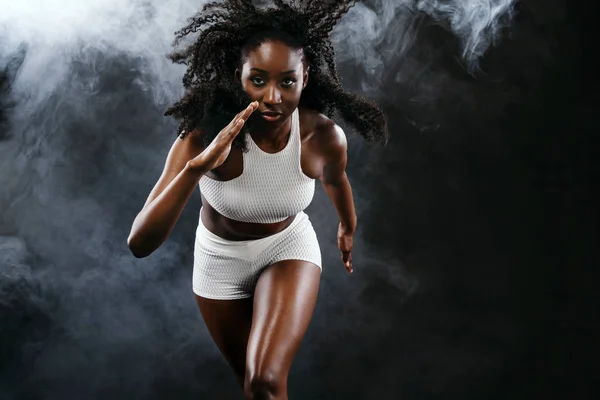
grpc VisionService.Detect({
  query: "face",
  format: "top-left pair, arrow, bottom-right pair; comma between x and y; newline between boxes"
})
236,40 -> 309,125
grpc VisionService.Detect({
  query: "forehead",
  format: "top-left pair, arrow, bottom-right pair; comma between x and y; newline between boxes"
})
241,41 -> 304,72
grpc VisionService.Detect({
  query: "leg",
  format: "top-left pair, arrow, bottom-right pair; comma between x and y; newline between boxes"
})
195,295 -> 253,388
244,260 -> 321,400
193,214 -> 257,387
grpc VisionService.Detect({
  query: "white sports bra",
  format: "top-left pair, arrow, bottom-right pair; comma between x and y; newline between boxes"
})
198,108 -> 315,223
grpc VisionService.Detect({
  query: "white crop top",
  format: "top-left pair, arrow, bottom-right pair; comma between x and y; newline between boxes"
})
198,108 -> 316,223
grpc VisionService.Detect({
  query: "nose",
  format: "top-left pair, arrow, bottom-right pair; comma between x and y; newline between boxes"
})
263,84 -> 282,105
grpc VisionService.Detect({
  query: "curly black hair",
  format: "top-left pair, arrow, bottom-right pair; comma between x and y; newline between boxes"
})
164,0 -> 388,152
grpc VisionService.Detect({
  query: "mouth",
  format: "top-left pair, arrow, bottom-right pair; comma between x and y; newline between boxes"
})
260,112 -> 282,122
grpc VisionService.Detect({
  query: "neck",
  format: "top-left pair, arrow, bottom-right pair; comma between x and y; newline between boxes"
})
249,113 -> 293,146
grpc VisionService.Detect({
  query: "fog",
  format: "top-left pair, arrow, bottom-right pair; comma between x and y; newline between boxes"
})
3,1 -> 592,399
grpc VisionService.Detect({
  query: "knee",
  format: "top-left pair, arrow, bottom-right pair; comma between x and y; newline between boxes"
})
244,369 -> 285,399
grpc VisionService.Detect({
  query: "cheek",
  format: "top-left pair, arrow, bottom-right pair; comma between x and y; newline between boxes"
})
292,84 -> 304,98
240,80 -> 251,91
240,81 -> 259,97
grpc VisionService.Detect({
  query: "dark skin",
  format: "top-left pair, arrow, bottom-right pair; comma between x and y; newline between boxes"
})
128,40 -> 357,399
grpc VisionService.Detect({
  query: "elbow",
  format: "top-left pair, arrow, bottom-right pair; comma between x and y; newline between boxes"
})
127,234 -> 152,258
129,248 -> 148,259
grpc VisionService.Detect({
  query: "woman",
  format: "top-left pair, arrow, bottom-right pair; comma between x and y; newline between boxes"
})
128,1 -> 387,398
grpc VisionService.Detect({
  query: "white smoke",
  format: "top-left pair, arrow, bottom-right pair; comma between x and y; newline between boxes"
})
0,0 -> 516,113
335,0 -> 515,92
0,2 -> 518,395
414,0 -> 516,63
0,0 -> 200,110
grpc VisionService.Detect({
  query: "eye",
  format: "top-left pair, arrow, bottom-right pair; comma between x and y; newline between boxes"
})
282,78 -> 297,88
251,77 -> 265,86
250,76 -> 297,88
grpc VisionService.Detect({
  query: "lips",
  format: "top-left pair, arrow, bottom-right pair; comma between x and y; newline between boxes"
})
260,111 -> 283,122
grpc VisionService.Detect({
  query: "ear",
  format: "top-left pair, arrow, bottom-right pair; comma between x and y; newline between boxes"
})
234,68 -> 241,83
302,66 -> 310,89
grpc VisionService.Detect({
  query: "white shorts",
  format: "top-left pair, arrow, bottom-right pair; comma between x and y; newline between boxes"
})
192,210 -> 322,300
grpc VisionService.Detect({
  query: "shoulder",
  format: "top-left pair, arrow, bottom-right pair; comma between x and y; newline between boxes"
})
165,128 -> 206,167
316,116 -> 347,150
299,106 -> 347,163
179,128 -> 207,149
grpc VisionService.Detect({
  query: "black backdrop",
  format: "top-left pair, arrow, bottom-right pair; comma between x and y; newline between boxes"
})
1,1 -> 597,399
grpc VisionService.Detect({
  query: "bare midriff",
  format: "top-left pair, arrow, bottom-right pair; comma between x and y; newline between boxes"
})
200,199 -> 295,241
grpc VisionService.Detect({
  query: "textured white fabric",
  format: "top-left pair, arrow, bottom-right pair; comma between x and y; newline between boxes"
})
198,108 -> 315,223
192,209 -> 322,300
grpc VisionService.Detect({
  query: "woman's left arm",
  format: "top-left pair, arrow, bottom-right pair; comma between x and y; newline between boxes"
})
319,122 -> 357,273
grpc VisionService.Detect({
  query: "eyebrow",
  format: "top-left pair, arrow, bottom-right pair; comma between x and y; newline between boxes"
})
250,68 -> 296,75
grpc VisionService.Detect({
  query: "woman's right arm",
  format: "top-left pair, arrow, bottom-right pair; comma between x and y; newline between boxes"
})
127,101 -> 258,258
127,132 -> 207,258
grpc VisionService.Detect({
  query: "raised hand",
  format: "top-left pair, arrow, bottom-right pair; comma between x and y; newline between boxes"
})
189,101 -> 258,172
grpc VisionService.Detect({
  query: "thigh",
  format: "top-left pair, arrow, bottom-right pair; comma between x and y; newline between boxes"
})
246,260 -> 321,378
195,295 -> 253,385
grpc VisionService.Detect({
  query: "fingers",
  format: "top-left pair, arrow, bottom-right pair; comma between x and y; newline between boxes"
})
342,251 -> 353,274
227,117 -> 245,138
230,101 -> 258,135
221,101 -> 259,138
233,101 -> 258,125
241,101 -> 258,119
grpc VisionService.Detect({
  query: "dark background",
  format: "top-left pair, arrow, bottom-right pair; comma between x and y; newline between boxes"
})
1,0 -> 597,399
